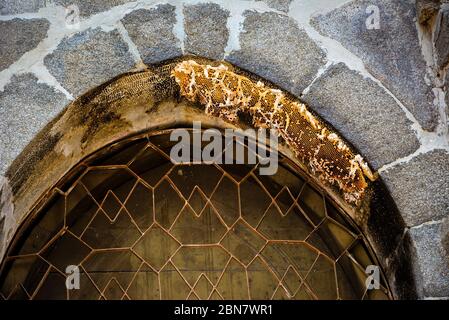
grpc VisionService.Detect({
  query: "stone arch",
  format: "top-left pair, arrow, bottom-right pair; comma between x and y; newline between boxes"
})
0,56 -> 418,299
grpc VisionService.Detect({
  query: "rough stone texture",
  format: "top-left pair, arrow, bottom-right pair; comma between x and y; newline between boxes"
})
381,150 -> 449,227
122,5 -> 182,65
0,73 -> 68,175
434,5 -> 449,69
442,217 -> 449,257
227,11 -> 327,96
446,71 -> 449,120
302,63 -> 420,170
44,27 -> 135,97
0,0 -> 47,15
184,3 -> 229,60
0,18 -> 49,71
54,0 -> 131,18
410,222 -> 449,297
256,0 -> 293,13
0,0 -> 133,16
311,0 -> 438,131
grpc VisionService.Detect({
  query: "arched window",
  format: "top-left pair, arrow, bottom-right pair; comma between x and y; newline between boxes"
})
0,129 -> 390,300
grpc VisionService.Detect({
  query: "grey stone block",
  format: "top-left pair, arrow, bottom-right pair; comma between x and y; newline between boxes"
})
311,0 -> 438,131
381,150 -> 449,226
0,73 -> 68,175
44,27 -> 135,97
184,3 -> 229,60
442,217 -> 449,258
302,63 -> 420,170
256,0 -> 293,13
227,11 -> 327,96
0,0 -> 47,15
122,5 -> 182,65
0,18 -> 49,71
0,0 -> 132,17
410,222 -> 449,297
446,75 -> 449,126
434,5 -> 449,68
54,0 -> 131,18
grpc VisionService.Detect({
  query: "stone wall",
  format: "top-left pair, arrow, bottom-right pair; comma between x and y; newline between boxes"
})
0,0 -> 448,299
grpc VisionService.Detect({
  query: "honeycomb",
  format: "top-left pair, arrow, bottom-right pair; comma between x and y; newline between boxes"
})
171,60 -> 377,205
52,57 -> 377,206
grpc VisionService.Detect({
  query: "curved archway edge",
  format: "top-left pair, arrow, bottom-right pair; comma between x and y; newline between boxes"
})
0,56 -> 418,299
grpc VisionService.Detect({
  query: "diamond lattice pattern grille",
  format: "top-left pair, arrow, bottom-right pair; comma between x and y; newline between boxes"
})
0,131 -> 390,300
